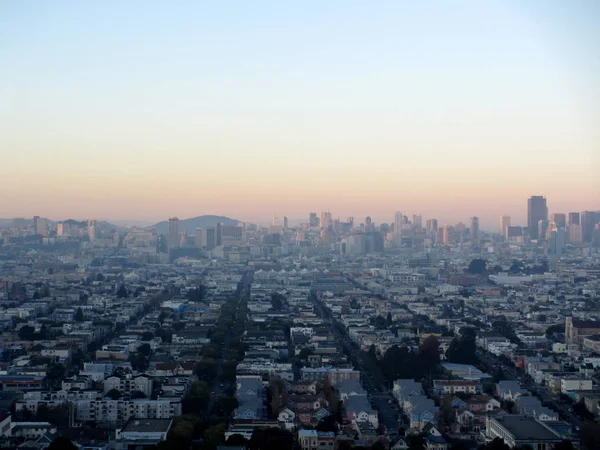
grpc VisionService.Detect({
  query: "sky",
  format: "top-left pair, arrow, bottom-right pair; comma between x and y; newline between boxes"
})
1,0 -> 599,230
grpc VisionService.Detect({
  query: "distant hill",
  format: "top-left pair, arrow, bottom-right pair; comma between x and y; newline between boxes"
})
152,215 -> 239,235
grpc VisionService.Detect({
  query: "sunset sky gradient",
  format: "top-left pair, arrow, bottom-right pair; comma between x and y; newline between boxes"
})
1,0 -> 598,229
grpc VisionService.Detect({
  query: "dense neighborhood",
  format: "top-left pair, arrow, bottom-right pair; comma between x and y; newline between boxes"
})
0,214 -> 599,450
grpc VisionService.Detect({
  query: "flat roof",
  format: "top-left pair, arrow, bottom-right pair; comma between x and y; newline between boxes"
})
121,419 -> 172,433
494,416 -> 561,441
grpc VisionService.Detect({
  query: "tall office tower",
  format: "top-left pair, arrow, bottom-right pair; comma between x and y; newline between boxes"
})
527,196 -> 548,240
364,216 -> 373,232
156,234 -> 168,253
593,224 -> 600,247
581,211 -> 600,243
221,225 -> 243,245
204,227 -> 216,250
435,227 -> 444,244
507,226 -> 523,240
549,228 -> 566,255
57,222 -> 67,237
500,216 -> 511,238
34,216 -> 47,236
470,217 -> 480,245
87,220 -> 97,241
551,213 -> 566,229
168,217 -> 180,249
412,214 -> 422,229
309,212 -> 319,227
537,220 -> 549,243
426,219 -> 438,238
13,218 -> 25,230
568,212 -> 581,243
346,217 -> 354,228
443,225 -> 454,245
195,228 -> 203,248
283,216 -> 288,230
216,222 -> 223,246
568,212 -> 580,226
394,211 -> 403,246
320,212 -> 332,229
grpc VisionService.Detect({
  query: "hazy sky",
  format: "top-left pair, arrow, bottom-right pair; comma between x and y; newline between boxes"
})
1,0 -> 599,229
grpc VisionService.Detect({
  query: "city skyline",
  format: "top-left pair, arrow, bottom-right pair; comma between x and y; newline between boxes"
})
1,1 -> 599,223
4,200 -> 599,233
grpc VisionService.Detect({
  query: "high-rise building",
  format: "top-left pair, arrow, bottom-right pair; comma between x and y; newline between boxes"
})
283,216 -> 288,230
168,217 -> 180,249
412,214 -> 422,229
527,196 -> 548,240
568,212 -> 582,243
443,225 -> 454,246
221,225 -> 243,245
57,222 -> 69,237
500,216 -> 511,238
470,217 -> 480,245
537,220 -> 549,243
309,212 -> 319,227
426,219 -> 438,239
34,216 -> 47,237
568,212 -> 580,226
506,226 -> 523,239
364,216 -> 373,232
549,229 -> 566,255
204,227 -> 216,250
88,220 -> 97,241
195,228 -> 203,248
320,212 -> 332,229
581,211 -> 600,243
593,224 -> 600,247
551,213 -> 566,229
216,222 -> 223,246
394,212 -> 403,247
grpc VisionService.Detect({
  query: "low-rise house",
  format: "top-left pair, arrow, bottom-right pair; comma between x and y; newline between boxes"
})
433,379 -> 481,396
497,381 -> 527,401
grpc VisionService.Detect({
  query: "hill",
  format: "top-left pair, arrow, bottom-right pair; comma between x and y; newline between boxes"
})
151,215 -> 239,235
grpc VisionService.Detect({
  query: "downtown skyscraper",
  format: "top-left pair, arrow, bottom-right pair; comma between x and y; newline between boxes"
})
527,196 -> 548,241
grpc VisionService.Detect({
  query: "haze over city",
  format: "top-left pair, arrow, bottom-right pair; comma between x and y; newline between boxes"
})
1,1 -> 599,228
4,2 -> 600,450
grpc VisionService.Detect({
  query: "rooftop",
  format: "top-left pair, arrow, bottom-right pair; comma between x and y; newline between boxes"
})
493,416 -> 562,441
121,418 -> 172,434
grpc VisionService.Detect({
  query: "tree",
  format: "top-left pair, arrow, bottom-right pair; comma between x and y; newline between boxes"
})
182,381 -> 210,414
386,312 -> 393,326
271,293 -> 286,310
141,331 -> 154,341
173,321 -> 185,331
371,442 -> 387,450
445,330 -> 478,365
195,358 -> 218,382
226,434 -> 249,447
106,389 -> 122,400
18,325 -> 36,341
203,423 -> 226,450
116,284 -> 129,298
467,259 -> 487,275
211,396 -> 239,417
48,437 -> 77,450
552,441 -> 575,450
131,390 -> 146,399
316,414 -> 338,433
249,427 -> 294,450
480,437 -> 511,450
138,343 -> 152,357
74,308 -> 85,322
